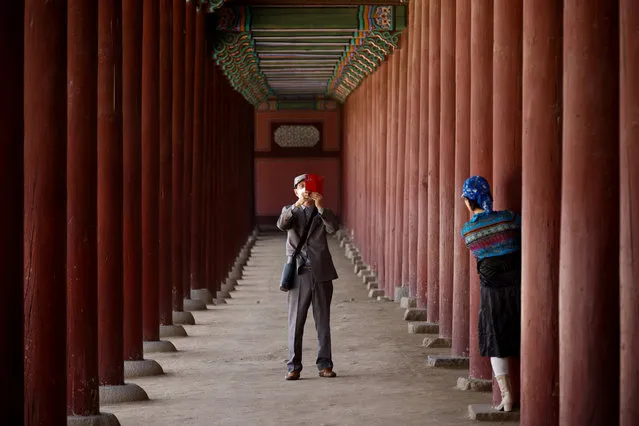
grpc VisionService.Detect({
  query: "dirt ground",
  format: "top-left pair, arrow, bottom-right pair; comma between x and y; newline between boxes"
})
103,233 -> 507,426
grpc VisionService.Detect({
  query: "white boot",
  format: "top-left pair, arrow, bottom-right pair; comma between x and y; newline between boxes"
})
494,374 -> 513,412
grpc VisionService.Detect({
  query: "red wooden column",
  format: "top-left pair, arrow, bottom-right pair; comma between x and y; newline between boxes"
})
24,0 -> 67,423
400,4 -> 412,293
160,0 -> 190,334
121,0 -> 162,379
400,28 -> 411,293
141,0 -> 176,353
492,0 -> 523,407
203,62 -> 213,298
560,1 -> 619,424
394,41 -> 408,296
416,1 -> 430,309
67,0 -> 98,418
383,56 -> 393,296
406,0 -> 422,298
122,0 -> 141,359
427,0 -> 441,324
468,0 -> 493,382
438,0 -> 456,340
97,0 -> 126,388
520,0 -> 562,423
171,0 -> 194,324
215,82 -> 227,294
621,1 -> 639,424
0,3 -> 23,421
182,1 -> 200,309
190,7 -> 210,303
159,0 -> 178,334
386,53 -> 399,297
182,1 -> 193,288
451,0 -> 470,357
377,62 -> 389,290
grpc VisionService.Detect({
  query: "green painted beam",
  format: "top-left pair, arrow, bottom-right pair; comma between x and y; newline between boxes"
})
250,7 -> 360,29
231,0 -> 405,5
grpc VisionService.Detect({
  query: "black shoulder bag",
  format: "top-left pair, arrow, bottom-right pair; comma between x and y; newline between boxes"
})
280,207 -> 318,292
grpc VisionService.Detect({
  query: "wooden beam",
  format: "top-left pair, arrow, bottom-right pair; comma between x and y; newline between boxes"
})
229,0 -> 406,5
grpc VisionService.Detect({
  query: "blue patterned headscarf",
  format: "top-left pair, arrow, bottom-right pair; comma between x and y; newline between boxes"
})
461,176 -> 493,213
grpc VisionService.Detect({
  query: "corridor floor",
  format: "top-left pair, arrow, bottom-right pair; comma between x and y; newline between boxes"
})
104,233 -> 505,426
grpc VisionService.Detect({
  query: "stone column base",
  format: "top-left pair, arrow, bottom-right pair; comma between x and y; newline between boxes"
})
407,321 -> 439,334
357,268 -> 373,278
368,289 -> 384,298
468,404 -> 519,422
400,297 -> 417,308
124,359 -> 164,378
67,412 -> 121,426
363,275 -> 376,285
217,290 -> 231,299
221,283 -> 235,293
99,383 -> 149,405
172,310 -> 195,325
403,308 -> 428,321
190,288 -> 213,304
215,297 -> 228,305
426,355 -> 469,369
394,286 -> 409,301
143,340 -> 177,353
456,376 -> 492,392
422,337 -> 452,348
159,324 -> 187,338
183,298 -> 207,311
366,281 -> 379,290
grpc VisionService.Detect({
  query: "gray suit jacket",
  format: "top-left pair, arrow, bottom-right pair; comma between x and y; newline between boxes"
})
276,205 -> 339,282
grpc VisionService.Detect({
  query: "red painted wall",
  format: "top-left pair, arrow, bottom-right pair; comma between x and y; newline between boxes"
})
254,109 -> 341,221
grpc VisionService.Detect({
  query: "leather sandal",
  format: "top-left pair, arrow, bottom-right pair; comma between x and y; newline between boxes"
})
318,368 -> 336,378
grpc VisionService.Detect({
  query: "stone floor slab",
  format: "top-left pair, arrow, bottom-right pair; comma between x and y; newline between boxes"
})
105,235 -> 504,426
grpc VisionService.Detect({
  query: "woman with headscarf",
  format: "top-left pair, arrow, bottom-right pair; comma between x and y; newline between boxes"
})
461,176 -> 521,412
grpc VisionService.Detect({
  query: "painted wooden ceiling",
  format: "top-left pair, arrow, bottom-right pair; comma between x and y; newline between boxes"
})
208,0 -> 407,107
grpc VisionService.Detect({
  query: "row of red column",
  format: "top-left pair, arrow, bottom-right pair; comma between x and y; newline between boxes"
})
0,1 -> 254,424
342,0 -> 638,424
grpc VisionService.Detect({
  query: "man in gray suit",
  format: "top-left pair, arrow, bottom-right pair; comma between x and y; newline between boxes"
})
277,174 -> 339,381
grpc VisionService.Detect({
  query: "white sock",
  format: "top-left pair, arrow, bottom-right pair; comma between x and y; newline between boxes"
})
490,357 -> 509,377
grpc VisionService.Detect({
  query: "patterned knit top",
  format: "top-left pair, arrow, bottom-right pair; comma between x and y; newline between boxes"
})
461,210 -> 521,260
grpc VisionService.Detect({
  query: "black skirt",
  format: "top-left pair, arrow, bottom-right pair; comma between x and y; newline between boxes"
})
477,251 -> 521,358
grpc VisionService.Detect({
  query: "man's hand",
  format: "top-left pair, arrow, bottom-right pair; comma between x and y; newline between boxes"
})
294,191 -> 308,207
310,192 -> 323,210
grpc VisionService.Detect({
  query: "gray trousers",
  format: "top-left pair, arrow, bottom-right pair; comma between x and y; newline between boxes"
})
287,268 -> 333,373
